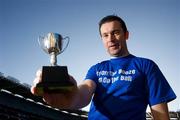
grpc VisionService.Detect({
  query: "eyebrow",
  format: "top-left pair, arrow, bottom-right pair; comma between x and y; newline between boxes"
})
102,29 -> 122,35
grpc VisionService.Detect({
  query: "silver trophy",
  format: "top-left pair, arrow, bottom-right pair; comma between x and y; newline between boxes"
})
36,33 -> 74,94
38,32 -> 69,66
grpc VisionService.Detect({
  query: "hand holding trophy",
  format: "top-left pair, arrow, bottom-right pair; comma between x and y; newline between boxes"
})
36,33 -> 74,94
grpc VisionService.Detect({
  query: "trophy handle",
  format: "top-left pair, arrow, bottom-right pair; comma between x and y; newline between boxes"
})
59,36 -> 70,54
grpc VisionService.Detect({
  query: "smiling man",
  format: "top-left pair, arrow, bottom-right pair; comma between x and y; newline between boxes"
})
31,15 -> 176,120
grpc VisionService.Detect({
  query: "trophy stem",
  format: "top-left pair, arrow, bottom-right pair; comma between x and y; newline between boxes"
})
50,52 -> 57,66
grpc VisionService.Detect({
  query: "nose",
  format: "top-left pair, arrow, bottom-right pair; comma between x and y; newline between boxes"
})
107,33 -> 116,42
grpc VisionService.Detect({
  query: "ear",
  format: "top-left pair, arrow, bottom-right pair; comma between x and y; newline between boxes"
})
125,31 -> 129,40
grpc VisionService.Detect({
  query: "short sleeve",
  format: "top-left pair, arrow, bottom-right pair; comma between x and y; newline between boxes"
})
84,65 -> 98,84
145,61 -> 176,106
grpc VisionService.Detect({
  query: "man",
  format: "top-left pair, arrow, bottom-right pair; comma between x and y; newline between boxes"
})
31,15 -> 176,120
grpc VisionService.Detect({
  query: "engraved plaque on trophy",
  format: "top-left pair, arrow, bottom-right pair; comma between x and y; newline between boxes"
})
36,33 -> 74,94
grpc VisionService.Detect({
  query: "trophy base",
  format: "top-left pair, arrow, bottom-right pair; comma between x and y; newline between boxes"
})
36,66 -> 74,95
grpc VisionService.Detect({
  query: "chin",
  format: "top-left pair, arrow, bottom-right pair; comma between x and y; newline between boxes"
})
109,51 -> 120,57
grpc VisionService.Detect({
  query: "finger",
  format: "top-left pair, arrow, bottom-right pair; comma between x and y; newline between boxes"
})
33,69 -> 43,86
30,85 -> 40,96
33,77 -> 42,86
36,69 -> 42,78
31,69 -> 43,96
30,86 -> 36,94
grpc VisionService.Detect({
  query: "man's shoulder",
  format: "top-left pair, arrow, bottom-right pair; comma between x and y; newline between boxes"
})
131,54 -> 155,64
130,55 -> 158,72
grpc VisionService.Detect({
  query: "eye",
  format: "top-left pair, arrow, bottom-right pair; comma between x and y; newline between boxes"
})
113,30 -> 121,36
102,34 -> 109,38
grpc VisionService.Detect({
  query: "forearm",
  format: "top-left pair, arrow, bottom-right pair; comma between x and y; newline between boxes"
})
70,83 -> 94,109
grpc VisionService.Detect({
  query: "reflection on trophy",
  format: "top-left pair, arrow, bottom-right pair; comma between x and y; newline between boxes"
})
36,33 -> 74,94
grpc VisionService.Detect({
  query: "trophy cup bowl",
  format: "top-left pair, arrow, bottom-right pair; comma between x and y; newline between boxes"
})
36,33 -> 74,95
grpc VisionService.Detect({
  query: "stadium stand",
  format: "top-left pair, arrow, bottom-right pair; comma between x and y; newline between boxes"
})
0,72 -> 88,120
0,72 -> 179,120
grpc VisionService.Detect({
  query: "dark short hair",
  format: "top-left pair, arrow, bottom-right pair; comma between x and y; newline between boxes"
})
99,15 -> 127,35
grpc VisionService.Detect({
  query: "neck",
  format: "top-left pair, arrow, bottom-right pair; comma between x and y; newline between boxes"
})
111,52 -> 130,58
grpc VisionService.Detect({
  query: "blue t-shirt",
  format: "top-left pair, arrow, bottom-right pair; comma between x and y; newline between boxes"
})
85,54 -> 176,120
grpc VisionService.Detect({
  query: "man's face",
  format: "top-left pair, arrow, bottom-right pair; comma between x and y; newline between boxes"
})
100,20 -> 129,57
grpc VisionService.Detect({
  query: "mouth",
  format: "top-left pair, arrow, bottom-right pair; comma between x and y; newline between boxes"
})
109,43 -> 119,49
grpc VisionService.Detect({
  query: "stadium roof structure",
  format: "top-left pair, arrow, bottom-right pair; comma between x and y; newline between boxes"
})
0,72 -> 179,120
